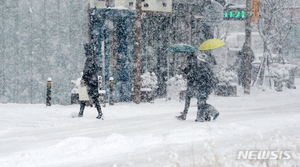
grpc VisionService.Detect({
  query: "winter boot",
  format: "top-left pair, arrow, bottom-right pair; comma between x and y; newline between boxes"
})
96,104 -> 103,119
96,112 -> 103,119
195,117 -> 205,122
78,110 -> 84,117
213,113 -> 219,120
195,108 -> 205,122
78,101 -> 86,117
176,112 -> 187,120
94,99 -> 103,119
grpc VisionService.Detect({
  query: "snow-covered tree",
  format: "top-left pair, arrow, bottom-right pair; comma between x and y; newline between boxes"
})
141,72 -> 158,90
253,0 -> 295,89
214,22 -> 231,42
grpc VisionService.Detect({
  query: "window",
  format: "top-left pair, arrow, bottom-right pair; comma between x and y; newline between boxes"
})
163,3 -> 167,7
144,3 -> 149,7
129,2 -> 133,6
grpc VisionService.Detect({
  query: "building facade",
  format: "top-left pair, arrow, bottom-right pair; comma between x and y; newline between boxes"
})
89,0 -> 223,102
0,0 -> 226,104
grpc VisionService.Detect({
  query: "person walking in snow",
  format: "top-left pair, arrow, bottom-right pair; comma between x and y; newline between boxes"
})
176,53 -> 219,122
235,43 -> 255,87
78,43 -> 103,119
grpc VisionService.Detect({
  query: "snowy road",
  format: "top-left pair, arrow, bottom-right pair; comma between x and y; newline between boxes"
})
1,85 -> 300,167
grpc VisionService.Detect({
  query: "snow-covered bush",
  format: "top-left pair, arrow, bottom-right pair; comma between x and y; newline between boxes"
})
269,63 -> 290,81
166,74 -> 186,91
166,74 -> 187,101
141,72 -> 158,90
216,68 -> 237,86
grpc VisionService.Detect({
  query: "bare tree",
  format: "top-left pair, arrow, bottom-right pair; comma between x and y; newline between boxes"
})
214,22 -> 231,41
253,0 -> 295,88
271,5 -> 295,64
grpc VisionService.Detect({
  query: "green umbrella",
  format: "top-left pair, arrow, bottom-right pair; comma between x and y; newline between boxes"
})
166,44 -> 200,53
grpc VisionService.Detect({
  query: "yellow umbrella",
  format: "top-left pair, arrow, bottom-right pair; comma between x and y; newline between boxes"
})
198,39 -> 225,50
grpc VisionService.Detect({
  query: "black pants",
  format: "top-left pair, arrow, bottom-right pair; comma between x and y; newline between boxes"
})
183,87 -> 207,118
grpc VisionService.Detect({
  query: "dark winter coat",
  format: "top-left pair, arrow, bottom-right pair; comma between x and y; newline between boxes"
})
236,44 -> 255,74
235,43 -> 255,85
82,43 -> 102,92
182,55 -> 217,99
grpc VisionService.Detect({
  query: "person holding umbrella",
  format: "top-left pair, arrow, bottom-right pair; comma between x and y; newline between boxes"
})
234,42 -> 255,87
78,43 -> 104,119
176,53 -> 218,121
175,39 -> 224,121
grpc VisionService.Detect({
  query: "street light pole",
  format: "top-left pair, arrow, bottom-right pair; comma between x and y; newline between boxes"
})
244,0 -> 252,94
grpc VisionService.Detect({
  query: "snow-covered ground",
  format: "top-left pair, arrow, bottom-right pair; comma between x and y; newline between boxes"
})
1,80 -> 300,167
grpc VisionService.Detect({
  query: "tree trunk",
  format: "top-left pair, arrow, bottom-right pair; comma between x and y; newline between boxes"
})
134,0 -> 142,104
244,0 -> 252,94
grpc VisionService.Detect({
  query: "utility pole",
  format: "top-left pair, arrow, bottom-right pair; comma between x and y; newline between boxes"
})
134,0 -> 142,104
244,0 -> 252,94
